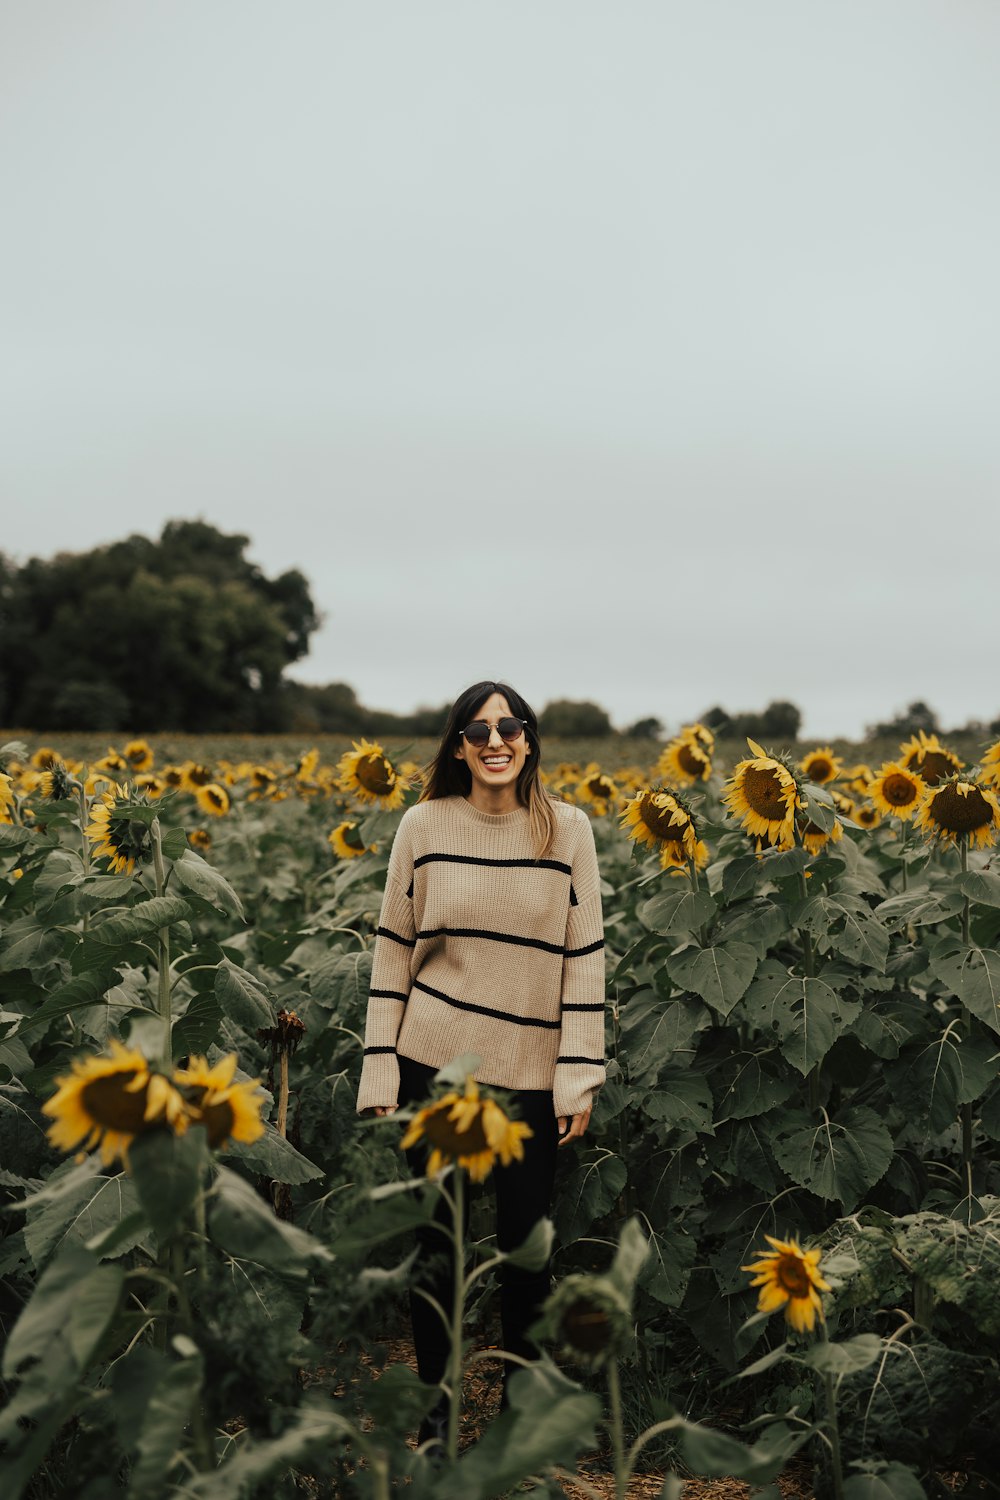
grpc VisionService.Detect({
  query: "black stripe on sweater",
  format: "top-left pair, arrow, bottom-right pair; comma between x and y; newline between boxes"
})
416,926 -> 564,956
560,1002 -> 605,1011
413,979 -> 561,1030
413,852 -> 572,876
369,989 -> 409,1002
364,1046 -> 397,1056
376,926 -> 416,948
564,939 -> 605,958
556,1055 -> 605,1066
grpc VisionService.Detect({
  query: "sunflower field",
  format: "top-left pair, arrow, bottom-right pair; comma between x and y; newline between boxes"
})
2,726 -> 1000,1499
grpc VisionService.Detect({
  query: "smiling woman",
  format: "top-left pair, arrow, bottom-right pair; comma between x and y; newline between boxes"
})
354,678 -> 607,1442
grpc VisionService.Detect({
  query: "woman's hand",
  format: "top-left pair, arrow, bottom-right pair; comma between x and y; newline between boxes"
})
371,1105 -> 397,1117
556,1106 -> 591,1146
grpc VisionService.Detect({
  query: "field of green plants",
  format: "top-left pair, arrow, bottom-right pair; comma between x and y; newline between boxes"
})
2,726 -> 1000,1500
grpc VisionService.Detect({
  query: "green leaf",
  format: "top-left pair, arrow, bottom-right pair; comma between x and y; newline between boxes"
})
666,942 -> 758,1018
802,1332 -> 883,1375
209,1164 -> 333,1274
68,1262 -> 123,1368
743,961 -> 861,1076
638,1222 -> 696,1307
125,1337 -> 204,1497
645,1067 -> 714,1132
214,958 -> 274,1030
712,1049 -> 794,1121
129,1129 -> 211,1242
171,990 -> 222,1059
0,917 -> 64,976
0,824 -> 35,850
875,889 -> 964,931
956,870 -> 1000,910
890,1025 -> 999,1133
159,826 -> 189,860
772,1106 -> 894,1209
713,898 -> 789,959
177,1399 -> 358,1500
308,948 -> 374,1012
504,1216 -> 554,1271
3,1241 -> 96,1378
23,1157 -> 144,1269
229,1125 -> 323,1184
639,888 -> 716,936
619,993 -> 709,1084
15,967 -> 121,1034
678,1418 -> 807,1483
930,944 -> 1000,1035
170,849 -> 244,919
842,1462 -> 928,1500
722,855 -> 766,903
554,1153 -> 627,1243
87,895 -> 191,946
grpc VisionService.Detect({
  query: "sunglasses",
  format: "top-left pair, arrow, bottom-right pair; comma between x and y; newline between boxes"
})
459,717 -> 527,748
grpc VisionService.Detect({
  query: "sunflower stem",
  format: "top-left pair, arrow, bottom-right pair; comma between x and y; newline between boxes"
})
447,1167 -> 465,1463
818,1321 -> 845,1500
276,1048 -> 290,1139
899,819 -> 908,892
607,1356 -> 627,1500
171,1238 -> 215,1472
961,1101 -> 974,1222
151,817 -> 173,1067
961,834 -> 970,944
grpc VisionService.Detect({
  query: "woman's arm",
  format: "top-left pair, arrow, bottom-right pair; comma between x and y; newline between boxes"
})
355,814 -> 416,1115
554,813 -> 607,1135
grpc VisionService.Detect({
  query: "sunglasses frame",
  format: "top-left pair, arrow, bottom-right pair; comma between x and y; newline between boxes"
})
459,716 -> 528,748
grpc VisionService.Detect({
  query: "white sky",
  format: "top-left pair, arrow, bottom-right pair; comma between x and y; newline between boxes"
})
2,2 -> 998,737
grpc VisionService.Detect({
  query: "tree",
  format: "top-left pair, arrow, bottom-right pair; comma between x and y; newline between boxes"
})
0,521 -> 320,731
625,716 -> 664,740
867,701 -> 940,739
539,699 -> 614,737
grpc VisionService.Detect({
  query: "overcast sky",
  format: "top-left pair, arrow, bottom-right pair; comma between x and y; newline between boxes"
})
2,2 -> 997,738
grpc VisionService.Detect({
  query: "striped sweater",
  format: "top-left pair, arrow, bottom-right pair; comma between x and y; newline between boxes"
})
355,795 -> 606,1119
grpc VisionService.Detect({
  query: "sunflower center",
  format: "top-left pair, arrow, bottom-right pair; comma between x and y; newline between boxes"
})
356,754 -> 395,796
81,1071 -> 151,1133
742,765 -> 792,822
198,1097 -> 235,1148
423,1103 -> 489,1157
882,773 -> 919,808
806,758 -> 832,783
776,1254 -> 812,1298
679,743 -> 704,776
928,785 -> 992,833
919,752 -> 959,786
562,1300 -> 613,1353
640,793 -> 689,843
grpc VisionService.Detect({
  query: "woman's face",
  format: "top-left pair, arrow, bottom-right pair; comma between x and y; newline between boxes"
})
454,690 -> 530,795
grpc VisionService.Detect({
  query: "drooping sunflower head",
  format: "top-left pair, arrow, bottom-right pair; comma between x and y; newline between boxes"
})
800,747 -> 841,786
916,777 -> 1000,851
620,787 -> 700,864
123,739 -> 155,772
899,732 -> 963,787
658,734 -> 712,786
536,1272 -> 632,1370
171,1053 -> 266,1149
742,1233 -> 831,1335
575,765 -> 619,816
328,821 -> 371,859
978,740 -> 1000,789
399,1075 -> 533,1183
247,765 -> 277,800
43,1040 -> 187,1166
337,739 -> 406,810
85,784 -> 154,875
723,741 -> 801,844
38,762 -> 78,801
195,783 -> 231,818
868,762 -> 928,822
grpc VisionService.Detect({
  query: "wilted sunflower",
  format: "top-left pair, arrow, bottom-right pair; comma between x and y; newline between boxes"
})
800,747 -> 842,786
85,784 -> 153,875
658,734 -> 712,786
723,741 -> 801,846
328,821 -> 371,859
537,1273 -> 632,1370
621,787 -> 704,869
868,762 -> 927,822
123,739 -> 155,772
195,783 -> 230,818
43,1040 -> 187,1166
742,1234 -> 830,1334
916,777 -> 1000,850
337,739 -> 406,810
575,765 -> 619,816
400,1076 -> 533,1183
188,828 -> 212,851
172,1053 -> 266,1149
978,740 -> 1000,789
899,731 -> 963,787
853,801 -> 881,829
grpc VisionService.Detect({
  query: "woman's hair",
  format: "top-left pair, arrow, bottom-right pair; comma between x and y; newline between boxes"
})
420,680 -> 558,859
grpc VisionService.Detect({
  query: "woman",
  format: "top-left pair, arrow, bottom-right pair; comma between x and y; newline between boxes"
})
355,680 -> 606,1438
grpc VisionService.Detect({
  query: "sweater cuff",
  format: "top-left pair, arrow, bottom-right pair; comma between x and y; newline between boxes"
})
356,1049 -> 400,1115
553,1059 -> 606,1119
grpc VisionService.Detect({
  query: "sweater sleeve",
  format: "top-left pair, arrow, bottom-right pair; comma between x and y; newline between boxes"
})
355,813 -> 417,1114
554,813 -> 607,1119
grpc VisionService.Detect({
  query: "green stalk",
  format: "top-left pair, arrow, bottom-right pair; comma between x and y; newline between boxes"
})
151,817 -> 172,1067
898,817 -> 908,892
961,834 -> 970,944
818,1322 -> 845,1500
171,1238 -> 215,1472
607,1357 -> 627,1500
796,864 -> 820,1110
78,784 -> 92,937
447,1168 -> 465,1463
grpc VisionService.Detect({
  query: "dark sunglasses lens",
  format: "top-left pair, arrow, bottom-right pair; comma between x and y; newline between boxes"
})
463,722 -> 490,746
498,718 -> 524,742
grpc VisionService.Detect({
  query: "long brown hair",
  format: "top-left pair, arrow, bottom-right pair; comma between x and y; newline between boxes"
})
420,680 -> 558,859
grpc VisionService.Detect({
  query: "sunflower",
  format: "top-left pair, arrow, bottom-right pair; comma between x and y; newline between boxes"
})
188,828 -> 212,851
85,784 -> 153,875
830,790 -> 855,820
538,1273 -> 632,1370
246,765 -> 277,800
658,734 -> 712,786
160,764 -> 186,789
400,1075 -> 533,1184
899,732 -> 963,787
337,739 -> 406,810
979,740 -> 1000,789
133,773 -> 166,799
723,740 -> 801,845
742,1234 -> 831,1334
328,821 -> 372,859
0,772 -> 14,824
181,761 -> 214,791
853,801 -> 881,829
575,765 -> 619,816
195,783 -> 231,818
296,748 -> 320,780
620,787 -> 704,868
123,739 -> 155,772
92,748 -> 129,776
683,722 -> 715,754
30,746 -> 62,771
800,747 -> 841,786
868,762 -> 927,822
916,777 -> 1000,850
841,763 -> 873,795
171,1053 -> 266,1149
799,815 -> 844,857
38,763 -> 78,800
43,1040 -> 187,1166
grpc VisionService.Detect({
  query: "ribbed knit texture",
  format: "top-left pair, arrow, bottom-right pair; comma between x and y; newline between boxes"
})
355,795 -> 606,1119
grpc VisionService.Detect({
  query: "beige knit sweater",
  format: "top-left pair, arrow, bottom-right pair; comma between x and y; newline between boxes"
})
355,795 -> 606,1119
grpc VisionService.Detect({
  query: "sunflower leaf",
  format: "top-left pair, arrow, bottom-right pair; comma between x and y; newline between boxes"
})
771,1106 -> 893,1210
214,959 -> 275,1030
802,1332 -> 883,1375
930,944 -> 1000,1036
956,871 -> 1000,910
554,1152 -> 627,1243
666,942 -> 758,1018
129,1129 -> 211,1243
87,896 -> 191,947
618,992 -> 710,1084
743,961 -> 862,1076
169,849 -> 244,919
639,888 -> 716,937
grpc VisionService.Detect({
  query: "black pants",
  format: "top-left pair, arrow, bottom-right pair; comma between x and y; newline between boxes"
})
397,1054 -> 559,1398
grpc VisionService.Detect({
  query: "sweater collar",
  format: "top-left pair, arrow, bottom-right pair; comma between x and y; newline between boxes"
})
452,795 -> 530,828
